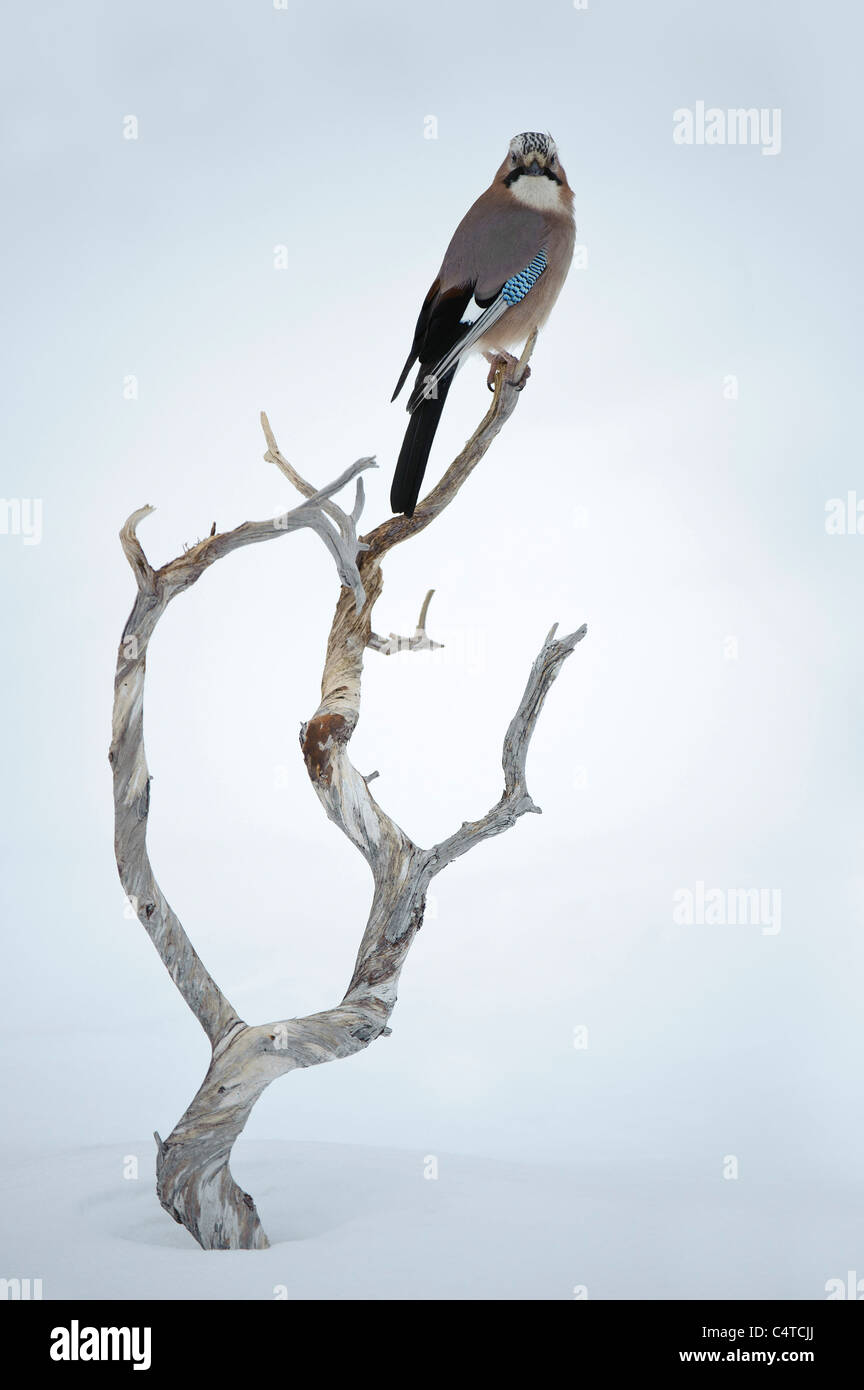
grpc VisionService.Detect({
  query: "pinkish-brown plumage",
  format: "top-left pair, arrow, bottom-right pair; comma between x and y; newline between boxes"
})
390,132 -> 576,516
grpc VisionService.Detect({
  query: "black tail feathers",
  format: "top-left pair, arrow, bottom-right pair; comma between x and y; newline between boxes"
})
390,369 -> 455,517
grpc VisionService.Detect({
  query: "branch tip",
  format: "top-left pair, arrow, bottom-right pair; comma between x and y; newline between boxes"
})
557,622 -> 589,654
119,505 -> 157,590
121,503 -> 155,534
351,477 -> 365,523
417,588 -> 435,630
259,409 -> 277,453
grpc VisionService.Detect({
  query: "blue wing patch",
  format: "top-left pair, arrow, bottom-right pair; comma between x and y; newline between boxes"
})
502,251 -> 548,306
412,249 -> 548,409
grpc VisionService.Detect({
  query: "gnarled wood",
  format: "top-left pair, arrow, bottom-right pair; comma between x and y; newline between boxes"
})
111,349 -> 586,1248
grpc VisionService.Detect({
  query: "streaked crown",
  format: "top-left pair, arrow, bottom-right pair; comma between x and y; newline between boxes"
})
509,132 -> 558,162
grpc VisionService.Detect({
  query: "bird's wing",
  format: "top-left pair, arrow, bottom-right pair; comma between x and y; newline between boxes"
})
411,250 -> 548,405
440,192 -> 547,301
391,280 -> 473,402
392,191 -> 548,408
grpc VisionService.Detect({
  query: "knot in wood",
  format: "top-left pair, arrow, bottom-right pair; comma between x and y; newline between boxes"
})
301,712 -> 351,787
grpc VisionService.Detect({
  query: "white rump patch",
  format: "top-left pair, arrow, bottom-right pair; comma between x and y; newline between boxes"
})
460,296 -> 485,325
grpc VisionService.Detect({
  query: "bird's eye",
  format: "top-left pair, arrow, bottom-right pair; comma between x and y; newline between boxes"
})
549,153 -> 557,166
510,152 -> 517,165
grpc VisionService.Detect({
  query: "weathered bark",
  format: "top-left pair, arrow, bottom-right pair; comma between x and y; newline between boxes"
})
111,342 -> 586,1248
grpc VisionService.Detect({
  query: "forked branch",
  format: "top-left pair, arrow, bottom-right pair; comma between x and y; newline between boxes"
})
110,345 -> 585,1249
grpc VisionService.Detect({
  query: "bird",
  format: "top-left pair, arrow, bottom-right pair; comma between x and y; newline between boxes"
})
389,131 -> 576,517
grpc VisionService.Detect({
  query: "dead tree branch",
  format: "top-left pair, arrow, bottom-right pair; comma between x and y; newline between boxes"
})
110,342 -> 585,1249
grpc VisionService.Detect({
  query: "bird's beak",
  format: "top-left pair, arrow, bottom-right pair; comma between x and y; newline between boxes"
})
524,158 -> 543,176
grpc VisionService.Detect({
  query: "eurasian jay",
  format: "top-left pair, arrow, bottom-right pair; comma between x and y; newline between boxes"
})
390,131 -> 576,516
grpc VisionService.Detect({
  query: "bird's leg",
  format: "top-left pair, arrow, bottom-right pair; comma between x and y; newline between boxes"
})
483,350 -> 531,392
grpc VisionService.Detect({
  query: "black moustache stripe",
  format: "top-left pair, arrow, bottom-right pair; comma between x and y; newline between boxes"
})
503,167 -> 562,188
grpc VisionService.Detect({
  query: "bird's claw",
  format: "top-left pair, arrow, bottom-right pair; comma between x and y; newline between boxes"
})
485,353 -> 530,392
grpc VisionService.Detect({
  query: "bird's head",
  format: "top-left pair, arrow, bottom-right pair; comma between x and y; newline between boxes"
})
503,132 -> 563,185
496,132 -> 571,210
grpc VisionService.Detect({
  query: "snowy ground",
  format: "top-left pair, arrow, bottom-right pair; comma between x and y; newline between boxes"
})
1,1140 -> 855,1301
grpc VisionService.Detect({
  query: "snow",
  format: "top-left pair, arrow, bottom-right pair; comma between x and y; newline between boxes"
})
1,1140 -> 856,1300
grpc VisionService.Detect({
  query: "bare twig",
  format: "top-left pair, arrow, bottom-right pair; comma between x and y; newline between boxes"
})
367,588 -> 443,655
429,623 -> 588,868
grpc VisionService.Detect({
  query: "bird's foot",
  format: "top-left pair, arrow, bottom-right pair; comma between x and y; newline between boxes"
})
484,351 -> 530,392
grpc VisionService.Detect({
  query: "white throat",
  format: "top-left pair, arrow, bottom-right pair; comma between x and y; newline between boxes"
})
509,174 -> 564,212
